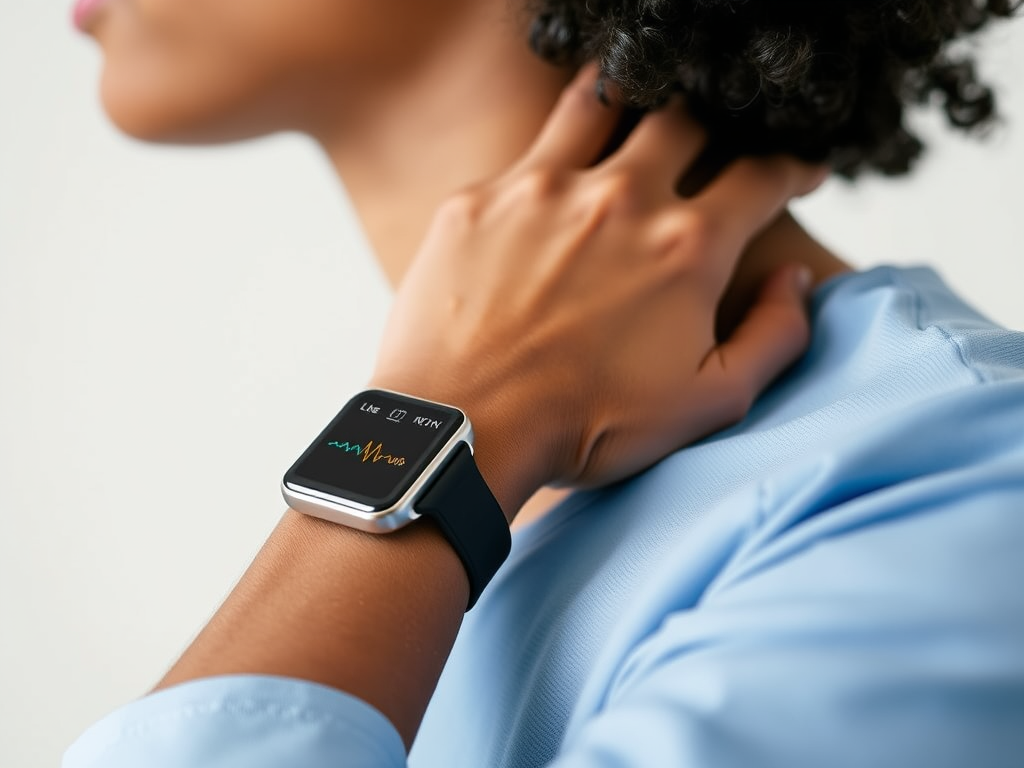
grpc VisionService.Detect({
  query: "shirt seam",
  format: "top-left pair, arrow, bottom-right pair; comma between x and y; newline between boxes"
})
892,266 -> 986,385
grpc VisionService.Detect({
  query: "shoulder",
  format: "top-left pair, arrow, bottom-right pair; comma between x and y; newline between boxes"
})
564,382 -> 1024,767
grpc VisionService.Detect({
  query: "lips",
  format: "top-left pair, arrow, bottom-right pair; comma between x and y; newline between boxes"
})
72,0 -> 108,32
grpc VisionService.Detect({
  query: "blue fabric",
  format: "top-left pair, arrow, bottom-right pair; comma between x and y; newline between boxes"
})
64,267 -> 1024,768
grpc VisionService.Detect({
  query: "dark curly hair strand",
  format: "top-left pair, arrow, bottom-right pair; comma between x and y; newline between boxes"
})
528,0 -> 1021,176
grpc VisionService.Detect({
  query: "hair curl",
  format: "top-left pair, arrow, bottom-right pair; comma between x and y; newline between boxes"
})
528,0 -> 1020,176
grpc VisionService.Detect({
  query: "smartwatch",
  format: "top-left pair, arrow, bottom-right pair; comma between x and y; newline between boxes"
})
282,389 -> 510,609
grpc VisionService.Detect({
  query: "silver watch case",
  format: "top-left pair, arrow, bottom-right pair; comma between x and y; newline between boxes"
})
281,396 -> 474,534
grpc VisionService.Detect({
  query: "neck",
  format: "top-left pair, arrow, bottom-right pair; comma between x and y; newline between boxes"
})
312,8 -> 850,294
316,7 -> 570,284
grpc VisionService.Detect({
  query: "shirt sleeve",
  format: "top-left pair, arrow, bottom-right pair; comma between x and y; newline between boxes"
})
62,675 -> 405,768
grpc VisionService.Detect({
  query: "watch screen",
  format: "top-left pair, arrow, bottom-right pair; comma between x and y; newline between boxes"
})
284,390 -> 466,511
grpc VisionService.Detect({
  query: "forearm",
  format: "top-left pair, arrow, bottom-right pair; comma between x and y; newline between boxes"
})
153,396 -> 538,750
154,508 -> 466,749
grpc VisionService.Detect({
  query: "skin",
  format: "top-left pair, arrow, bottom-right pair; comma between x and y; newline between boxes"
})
79,0 -> 854,752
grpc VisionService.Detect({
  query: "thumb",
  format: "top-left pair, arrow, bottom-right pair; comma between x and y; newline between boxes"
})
700,264 -> 813,416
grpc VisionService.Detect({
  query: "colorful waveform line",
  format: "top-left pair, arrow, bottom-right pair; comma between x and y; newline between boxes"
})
328,440 -> 407,467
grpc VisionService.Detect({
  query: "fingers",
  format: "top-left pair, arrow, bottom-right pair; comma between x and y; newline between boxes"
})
698,264 -> 813,419
600,98 -> 707,189
518,64 -> 623,171
594,265 -> 810,483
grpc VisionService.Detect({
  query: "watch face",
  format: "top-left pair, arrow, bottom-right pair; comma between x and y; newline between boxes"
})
284,390 -> 466,511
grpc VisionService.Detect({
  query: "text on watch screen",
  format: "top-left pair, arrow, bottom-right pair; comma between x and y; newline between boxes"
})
287,392 -> 464,508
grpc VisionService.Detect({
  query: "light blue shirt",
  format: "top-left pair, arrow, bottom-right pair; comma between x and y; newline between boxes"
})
65,267 -> 1024,768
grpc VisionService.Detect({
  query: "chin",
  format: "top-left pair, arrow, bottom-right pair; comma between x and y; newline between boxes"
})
99,86 -> 184,143
97,60 -> 287,146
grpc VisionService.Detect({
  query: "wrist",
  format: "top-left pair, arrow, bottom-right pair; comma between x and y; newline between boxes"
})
467,404 -> 552,524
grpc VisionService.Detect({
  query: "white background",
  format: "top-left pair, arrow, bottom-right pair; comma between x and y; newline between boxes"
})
1,3 -> 1022,766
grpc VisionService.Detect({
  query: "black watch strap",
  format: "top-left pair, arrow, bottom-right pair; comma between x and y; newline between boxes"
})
416,442 -> 510,610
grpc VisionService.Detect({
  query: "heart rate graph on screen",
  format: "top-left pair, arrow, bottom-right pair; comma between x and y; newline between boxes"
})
328,440 -> 407,467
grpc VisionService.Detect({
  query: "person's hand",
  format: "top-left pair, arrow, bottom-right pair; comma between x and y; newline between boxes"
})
371,66 -> 823,519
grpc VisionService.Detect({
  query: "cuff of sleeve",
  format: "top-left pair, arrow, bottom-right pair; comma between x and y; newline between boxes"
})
63,675 -> 406,768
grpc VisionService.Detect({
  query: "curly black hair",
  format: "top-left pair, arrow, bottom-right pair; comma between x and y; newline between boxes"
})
528,0 -> 1021,176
